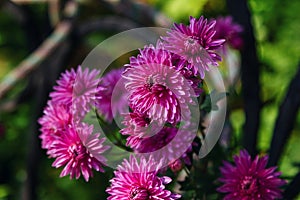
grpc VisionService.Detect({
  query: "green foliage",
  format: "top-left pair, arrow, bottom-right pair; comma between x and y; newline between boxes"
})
249,0 -> 300,183
95,110 -> 130,151
151,0 -> 208,22
0,104 -> 30,199
201,90 -> 228,113
179,145 -> 226,200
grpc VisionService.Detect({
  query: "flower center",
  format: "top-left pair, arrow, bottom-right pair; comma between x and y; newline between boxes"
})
68,142 -> 86,159
146,75 -> 155,89
129,187 -> 149,200
240,176 -> 258,194
184,37 -> 202,53
185,37 -> 197,45
73,81 -> 86,96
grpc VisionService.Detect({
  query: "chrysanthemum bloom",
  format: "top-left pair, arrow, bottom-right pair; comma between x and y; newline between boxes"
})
50,66 -> 102,118
212,16 -> 243,50
120,111 -> 163,139
217,149 -> 286,200
161,16 -> 225,78
49,122 -> 109,182
123,45 -> 195,124
106,156 -> 181,200
174,59 -> 203,96
95,68 -> 128,122
157,39 -> 203,97
127,127 -> 177,153
38,101 -> 72,151
122,117 -> 195,169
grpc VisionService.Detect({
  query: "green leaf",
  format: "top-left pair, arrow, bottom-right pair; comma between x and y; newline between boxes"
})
200,90 -> 228,112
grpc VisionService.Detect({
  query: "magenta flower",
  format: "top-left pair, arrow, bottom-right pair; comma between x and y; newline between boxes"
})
121,114 -> 194,169
38,101 -> 72,150
95,68 -> 128,122
162,16 -> 225,78
157,39 -> 203,97
123,45 -> 195,124
127,127 -> 177,153
49,122 -> 109,182
106,156 -> 181,200
120,111 -> 163,139
213,16 -> 243,50
217,149 -> 286,200
120,111 -> 161,153
50,66 -> 101,118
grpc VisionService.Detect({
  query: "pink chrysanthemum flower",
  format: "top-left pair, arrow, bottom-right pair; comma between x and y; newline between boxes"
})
95,68 -> 128,122
217,149 -> 286,200
38,101 -> 72,150
106,156 -> 181,200
49,123 -> 109,182
120,111 -> 163,139
50,66 -> 101,118
123,45 -> 195,124
122,115 -> 194,168
157,40 -> 203,97
161,16 -> 225,78
126,127 -> 177,153
213,16 -> 243,50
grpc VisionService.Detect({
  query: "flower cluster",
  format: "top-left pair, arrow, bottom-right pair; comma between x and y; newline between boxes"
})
120,16 -> 226,170
39,66 -> 109,181
39,15 -> 286,200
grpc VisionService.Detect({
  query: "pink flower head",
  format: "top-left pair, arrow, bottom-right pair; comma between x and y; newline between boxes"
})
50,66 -> 101,118
217,149 -> 286,200
120,111 -> 163,139
123,44 -> 195,125
122,116 -> 195,169
126,127 -> 177,153
162,16 -> 225,78
213,16 -> 243,50
38,100 -> 72,150
157,39 -> 203,97
95,68 -> 129,122
106,155 -> 181,200
49,122 -> 109,182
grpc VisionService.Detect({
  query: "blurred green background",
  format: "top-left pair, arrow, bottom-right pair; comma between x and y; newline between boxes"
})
0,0 -> 299,199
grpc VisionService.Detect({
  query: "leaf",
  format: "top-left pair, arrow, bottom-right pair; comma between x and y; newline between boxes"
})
200,90 -> 228,112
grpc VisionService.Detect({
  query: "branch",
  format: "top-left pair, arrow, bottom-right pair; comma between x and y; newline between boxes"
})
268,64 -> 300,167
48,0 -> 60,27
226,0 -> 261,156
98,0 -> 171,27
0,1 -> 78,100
76,16 -> 139,37
10,0 -> 49,4
284,170 -> 300,199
